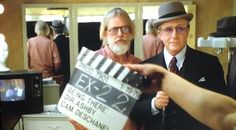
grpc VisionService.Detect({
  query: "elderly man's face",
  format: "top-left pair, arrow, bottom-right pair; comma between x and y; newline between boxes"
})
158,18 -> 189,56
106,15 -> 132,55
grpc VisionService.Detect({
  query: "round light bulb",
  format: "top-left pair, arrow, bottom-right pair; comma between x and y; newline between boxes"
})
0,33 -> 5,41
0,4 -> 4,14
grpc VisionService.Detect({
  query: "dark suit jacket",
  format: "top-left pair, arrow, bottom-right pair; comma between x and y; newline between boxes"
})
227,48 -> 236,99
54,35 -> 70,85
130,46 -> 228,130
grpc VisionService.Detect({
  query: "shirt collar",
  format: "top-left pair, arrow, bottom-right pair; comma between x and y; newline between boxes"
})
54,34 -> 63,39
164,45 -> 186,69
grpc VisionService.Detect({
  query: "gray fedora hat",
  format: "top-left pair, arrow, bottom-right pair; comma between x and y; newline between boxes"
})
153,1 -> 193,29
51,20 -> 64,31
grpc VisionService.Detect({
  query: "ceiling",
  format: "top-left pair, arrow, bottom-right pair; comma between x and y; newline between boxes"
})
25,6 -> 136,16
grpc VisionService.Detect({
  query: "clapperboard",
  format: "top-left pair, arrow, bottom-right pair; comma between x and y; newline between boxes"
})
58,47 -> 145,130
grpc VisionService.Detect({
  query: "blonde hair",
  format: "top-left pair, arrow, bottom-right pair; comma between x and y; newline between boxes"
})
34,21 -> 50,36
99,8 -> 135,42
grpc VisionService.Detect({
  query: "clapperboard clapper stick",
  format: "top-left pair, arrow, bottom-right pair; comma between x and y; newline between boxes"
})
57,47 -> 149,130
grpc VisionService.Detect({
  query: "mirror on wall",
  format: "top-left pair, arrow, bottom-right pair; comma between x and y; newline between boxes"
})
24,7 -> 70,57
22,2 -> 196,68
23,6 -> 71,91
25,7 -> 69,38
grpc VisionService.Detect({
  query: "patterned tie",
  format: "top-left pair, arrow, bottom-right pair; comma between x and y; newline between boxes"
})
161,57 -> 178,129
169,57 -> 178,73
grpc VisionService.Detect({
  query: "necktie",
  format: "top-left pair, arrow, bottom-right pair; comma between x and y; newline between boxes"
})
161,57 -> 178,129
169,57 -> 178,73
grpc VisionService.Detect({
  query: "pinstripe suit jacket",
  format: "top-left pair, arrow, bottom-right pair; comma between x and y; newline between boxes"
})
130,46 -> 228,130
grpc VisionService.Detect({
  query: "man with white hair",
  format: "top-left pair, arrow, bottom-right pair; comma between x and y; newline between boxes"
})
28,21 -> 61,78
143,19 -> 164,59
69,7 -> 141,130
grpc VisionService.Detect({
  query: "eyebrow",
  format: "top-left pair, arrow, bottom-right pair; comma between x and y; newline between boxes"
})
162,24 -> 188,27
108,25 -> 129,28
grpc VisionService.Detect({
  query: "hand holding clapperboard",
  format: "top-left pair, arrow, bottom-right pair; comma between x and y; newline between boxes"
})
58,47 -> 146,130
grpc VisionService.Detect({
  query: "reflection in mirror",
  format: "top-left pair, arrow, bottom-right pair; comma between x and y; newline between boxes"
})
25,8 -> 69,39
142,6 -> 164,59
25,7 -> 70,94
142,6 -> 159,34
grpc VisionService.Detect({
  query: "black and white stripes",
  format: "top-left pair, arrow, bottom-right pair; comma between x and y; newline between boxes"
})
77,47 -> 145,89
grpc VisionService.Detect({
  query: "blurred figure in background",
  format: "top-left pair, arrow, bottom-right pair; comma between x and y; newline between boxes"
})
51,20 -> 70,93
47,27 -> 54,40
143,19 -> 164,59
28,21 -> 61,78
228,47 -> 236,99
209,16 -> 236,99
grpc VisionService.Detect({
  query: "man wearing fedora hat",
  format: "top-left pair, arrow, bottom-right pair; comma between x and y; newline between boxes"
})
51,20 -> 70,94
130,1 -> 228,130
210,16 -> 236,100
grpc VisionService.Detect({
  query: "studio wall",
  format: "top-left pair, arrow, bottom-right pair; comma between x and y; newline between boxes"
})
0,0 -> 233,76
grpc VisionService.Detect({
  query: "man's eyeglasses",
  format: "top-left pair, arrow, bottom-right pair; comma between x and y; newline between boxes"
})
158,25 -> 189,35
108,26 -> 131,35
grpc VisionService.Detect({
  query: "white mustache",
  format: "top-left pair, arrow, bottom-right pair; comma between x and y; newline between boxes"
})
115,39 -> 129,43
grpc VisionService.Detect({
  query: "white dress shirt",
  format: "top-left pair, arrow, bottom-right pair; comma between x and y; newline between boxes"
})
151,45 -> 187,115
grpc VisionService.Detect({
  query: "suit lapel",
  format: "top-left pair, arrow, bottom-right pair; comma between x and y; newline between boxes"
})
181,47 -> 201,82
141,51 -> 167,69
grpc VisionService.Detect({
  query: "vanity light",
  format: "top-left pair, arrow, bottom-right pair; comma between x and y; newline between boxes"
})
0,33 -> 5,41
0,4 -> 4,14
